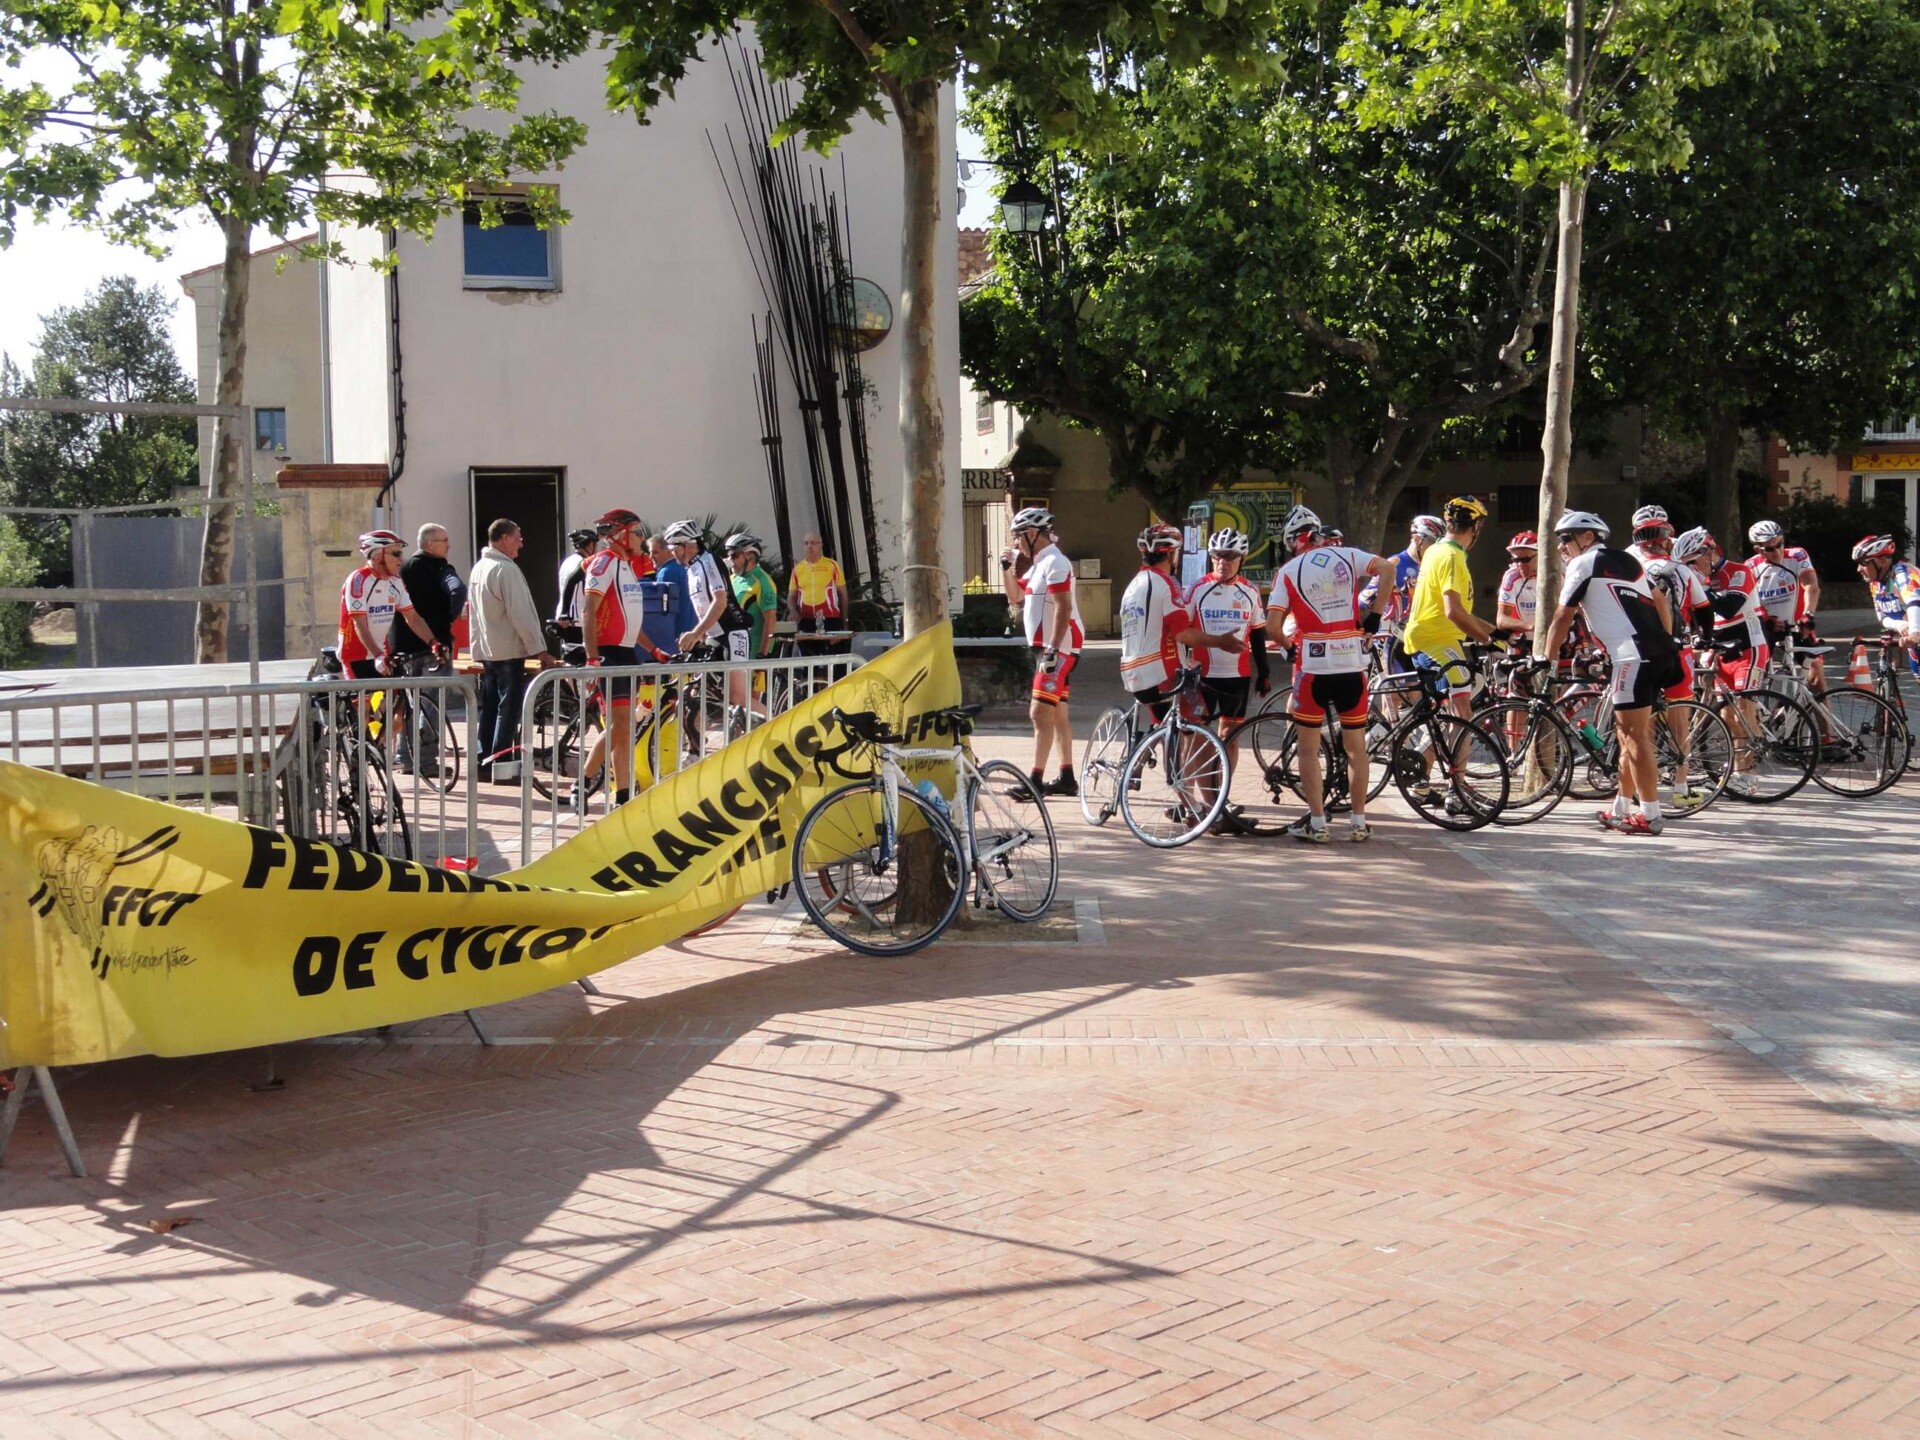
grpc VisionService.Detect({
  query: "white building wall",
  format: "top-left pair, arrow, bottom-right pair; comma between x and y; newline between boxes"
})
321,220 -> 395,474
326,43 -> 960,609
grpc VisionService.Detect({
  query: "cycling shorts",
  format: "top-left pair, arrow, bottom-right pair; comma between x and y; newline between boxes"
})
1663,649 -> 1694,704
598,644 -> 641,707
1128,680 -> 1175,725
1716,644 -> 1770,694
1031,649 -> 1078,705
1199,675 -> 1252,721
1291,670 -> 1368,729
346,658 -> 381,681
1611,649 -> 1683,712
1414,643 -> 1477,696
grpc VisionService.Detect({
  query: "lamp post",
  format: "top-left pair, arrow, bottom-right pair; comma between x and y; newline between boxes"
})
999,178 -> 1051,268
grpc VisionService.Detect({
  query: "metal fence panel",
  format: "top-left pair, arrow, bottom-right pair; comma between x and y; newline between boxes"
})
76,516 -> 286,666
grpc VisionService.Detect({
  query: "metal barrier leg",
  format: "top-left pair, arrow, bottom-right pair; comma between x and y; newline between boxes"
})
576,977 -> 602,997
0,1067 -> 87,1177
464,1010 -> 495,1046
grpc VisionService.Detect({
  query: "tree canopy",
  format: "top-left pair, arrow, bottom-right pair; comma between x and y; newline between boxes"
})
962,29 -> 1558,549
0,276 -> 197,584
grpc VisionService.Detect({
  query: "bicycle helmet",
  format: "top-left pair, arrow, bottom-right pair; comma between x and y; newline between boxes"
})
1322,527 -> 1345,544
1442,494 -> 1489,528
1749,519 -> 1785,546
659,519 -> 702,545
1630,504 -> 1671,533
1010,506 -> 1055,535
1673,526 -> 1715,563
596,507 -> 642,534
568,527 -> 599,549
1137,522 -> 1183,557
724,532 -> 763,555
358,529 -> 404,556
1506,530 -> 1539,554
1206,527 -> 1251,555
1410,515 -> 1446,542
1282,504 -> 1323,551
1552,509 -> 1610,539
1852,534 -> 1898,563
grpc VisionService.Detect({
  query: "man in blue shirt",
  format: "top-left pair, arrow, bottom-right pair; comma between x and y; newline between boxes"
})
646,533 -> 696,657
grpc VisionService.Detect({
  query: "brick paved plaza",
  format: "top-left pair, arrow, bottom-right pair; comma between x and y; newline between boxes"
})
6,729 -> 1920,1437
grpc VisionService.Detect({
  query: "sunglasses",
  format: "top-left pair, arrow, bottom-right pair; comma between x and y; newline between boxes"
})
1760,542 -> 1784,552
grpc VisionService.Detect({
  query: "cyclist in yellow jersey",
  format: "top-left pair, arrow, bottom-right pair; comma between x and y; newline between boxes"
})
787,531 -> 847,655
1404,494 -> 1497,720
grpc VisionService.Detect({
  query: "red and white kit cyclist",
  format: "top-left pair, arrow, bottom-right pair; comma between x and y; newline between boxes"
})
1118,523 -> 1242,721
1748,518 -> 1824,690
1681,528 -> 1770,692
1184,528 -> 1271,722
1494,531 -> 1539,639
338,530 -> 435,679
1001,507 -> 1085,797
1266,505 -> 1395,842
582,512 -> 670,664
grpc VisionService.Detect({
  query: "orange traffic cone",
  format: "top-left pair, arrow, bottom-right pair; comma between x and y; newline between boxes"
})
1847,642 -> 1871,687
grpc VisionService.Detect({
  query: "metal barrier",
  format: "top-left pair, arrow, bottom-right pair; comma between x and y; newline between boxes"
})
518,648 -> 862,864
0,668 -> 477,868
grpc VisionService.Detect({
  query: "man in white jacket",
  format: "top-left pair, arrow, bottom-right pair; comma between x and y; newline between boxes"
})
468,518 -> 555,782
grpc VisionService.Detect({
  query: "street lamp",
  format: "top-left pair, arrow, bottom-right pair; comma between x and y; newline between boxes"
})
999,179 -> 1050,236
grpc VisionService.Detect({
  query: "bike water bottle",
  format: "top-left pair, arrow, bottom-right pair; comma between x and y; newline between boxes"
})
914,778 -> 951,819
1578,720 -> 1604,751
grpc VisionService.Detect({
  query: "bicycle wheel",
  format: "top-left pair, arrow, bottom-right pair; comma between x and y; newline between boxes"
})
970,760 -> 1059,920
408,693 -> 463,794
1219,713 -> 1300,835
1392,713 -> 1508,830
1655,701 -> 1732,816
1808,686 -> 1910,798
326,738 -> 413,858
1078,706 -> 1130,825
1118,720 -> 1230,847
529,714 -> 598,802
1715,688 -> 1818,803
1475,699 -> 1573,826
793,781 -> 964,957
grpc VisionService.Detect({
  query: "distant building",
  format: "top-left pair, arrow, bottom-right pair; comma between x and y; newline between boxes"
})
179,235 -> 323,488
1769,421 -> 1920,551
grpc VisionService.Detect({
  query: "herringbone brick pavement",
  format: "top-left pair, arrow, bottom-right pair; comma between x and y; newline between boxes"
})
5,736 -> 1920,1436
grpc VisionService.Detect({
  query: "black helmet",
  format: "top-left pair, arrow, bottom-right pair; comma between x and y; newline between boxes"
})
568,528 -> 598,549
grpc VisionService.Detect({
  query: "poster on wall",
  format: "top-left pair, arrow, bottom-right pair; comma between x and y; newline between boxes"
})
1182,484 -> 1301,587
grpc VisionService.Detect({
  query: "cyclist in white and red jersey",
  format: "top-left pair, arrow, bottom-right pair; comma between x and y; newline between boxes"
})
1185,529 -> 1271,722
1494,531 -> 1539,639
1684,529 -> 1770,691
1748,518 -> 1824,690
1120,524 -> 1243,719
1267,506 -> 1395,842
1543,511 -> 1681,836
1001,507 -> 1085,797
580,508 -> 668,805
338,530 -> 436,679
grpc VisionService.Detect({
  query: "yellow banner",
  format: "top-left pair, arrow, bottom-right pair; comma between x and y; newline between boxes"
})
0,625 -> 961,1068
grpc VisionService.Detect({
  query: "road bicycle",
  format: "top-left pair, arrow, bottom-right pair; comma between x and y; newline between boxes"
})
275,650 -> 412,857
1473,652 -> 1733,821
792,704 -> 1059,957
1222,654 -> 1511,832
526,648 -> 717,804
1763,634 -> 1910,798
1844,634 -> 1920,774
381,652 -> 462,793
1077,668 -> 1232,847
1688,643 -> 1822,802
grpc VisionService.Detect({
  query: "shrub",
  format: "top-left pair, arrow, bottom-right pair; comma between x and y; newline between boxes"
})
1774,495 -> 1913,582
0,518 -> 36,665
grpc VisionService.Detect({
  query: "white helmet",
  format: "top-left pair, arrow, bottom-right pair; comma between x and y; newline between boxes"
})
1552,510 -> 1610,539
1410,514 -> 1446,542
1673,526 -> 1715,563
1283,505 -> 1323,548
359,529 -> 404,556
1206,527 -> 1251,555
660,519 -> 702,545
1011,506 -> 1055,535
1749,519 -> 1785,546
1631,504 -> 1671,532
